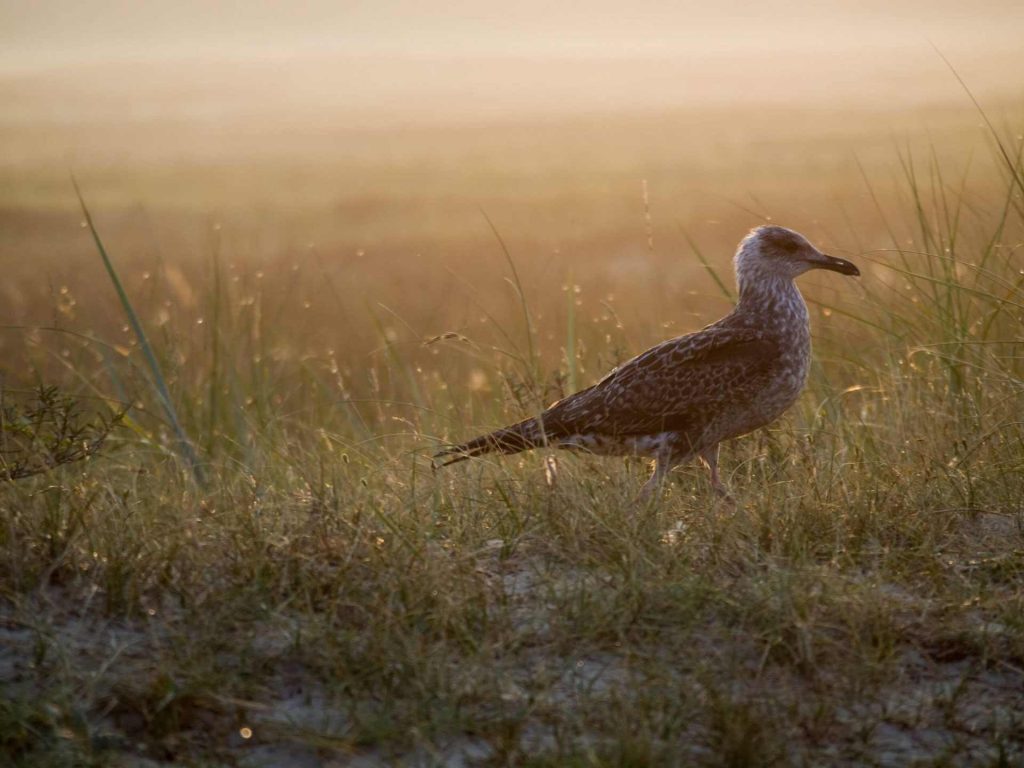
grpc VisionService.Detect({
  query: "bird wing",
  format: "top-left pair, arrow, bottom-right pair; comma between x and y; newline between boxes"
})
542,328 -> 781,437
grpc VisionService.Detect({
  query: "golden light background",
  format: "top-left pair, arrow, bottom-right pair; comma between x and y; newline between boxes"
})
1,0 -> 1022,386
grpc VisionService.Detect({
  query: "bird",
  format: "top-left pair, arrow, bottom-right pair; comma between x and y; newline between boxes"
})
434,225 -> 860,498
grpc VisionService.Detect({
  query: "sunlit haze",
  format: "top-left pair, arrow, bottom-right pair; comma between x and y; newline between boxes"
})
3,0 -> 1023,128
3,8 -> 1024,762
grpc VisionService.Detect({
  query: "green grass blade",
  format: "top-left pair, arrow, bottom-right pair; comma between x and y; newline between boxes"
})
680,227 -> 734,301
72,177 -> 205,484
565,268 -> 577,394
480,208 -> 538,385
932,44 -> 1024,201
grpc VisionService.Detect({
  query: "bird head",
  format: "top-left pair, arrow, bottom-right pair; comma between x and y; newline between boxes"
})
735,226 -> 860,286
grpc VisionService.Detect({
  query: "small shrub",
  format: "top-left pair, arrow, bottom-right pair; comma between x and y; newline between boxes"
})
0,385 -> 123,481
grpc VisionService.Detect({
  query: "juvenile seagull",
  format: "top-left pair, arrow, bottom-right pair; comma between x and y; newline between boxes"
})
435,226 -> 859,497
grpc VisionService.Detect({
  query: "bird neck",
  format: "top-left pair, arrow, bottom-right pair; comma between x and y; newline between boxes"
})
736,273 -> 808,329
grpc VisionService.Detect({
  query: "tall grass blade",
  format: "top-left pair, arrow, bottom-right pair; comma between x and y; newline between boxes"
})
680,228 -> 734,301
932,45 -> 1024,202
480,208 -> 538,384
207,226 -> 223,454
565,268 -> 577,394
72,177 -> 205,484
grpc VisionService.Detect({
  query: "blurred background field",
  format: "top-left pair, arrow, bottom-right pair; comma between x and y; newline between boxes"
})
2,2 -> 1024,765
3,2 -> 1023,415
3,99 -> 1022,460
3,82 -> 1022,428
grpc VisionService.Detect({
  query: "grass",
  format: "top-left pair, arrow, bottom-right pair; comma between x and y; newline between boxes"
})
1,102 -> 1023,766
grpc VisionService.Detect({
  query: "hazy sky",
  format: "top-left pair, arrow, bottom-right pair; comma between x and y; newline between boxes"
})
3,1 -> 1022,128
3,0 -> 1024,69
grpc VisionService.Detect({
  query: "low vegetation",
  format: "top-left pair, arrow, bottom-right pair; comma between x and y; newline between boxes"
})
1,102 -> 1022,765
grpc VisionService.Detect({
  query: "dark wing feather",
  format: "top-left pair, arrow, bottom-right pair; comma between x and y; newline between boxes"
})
540,329 -> 780,437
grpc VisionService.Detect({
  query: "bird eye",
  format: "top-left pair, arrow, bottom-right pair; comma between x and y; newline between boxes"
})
777,237 -> 800,254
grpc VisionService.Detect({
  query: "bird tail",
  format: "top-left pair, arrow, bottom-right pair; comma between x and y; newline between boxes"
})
434,417 -> 549,467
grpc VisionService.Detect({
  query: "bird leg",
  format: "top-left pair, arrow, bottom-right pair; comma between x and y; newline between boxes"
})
699,446 -> 732,499
637,448 -> 674,502
639,446 -> 731,503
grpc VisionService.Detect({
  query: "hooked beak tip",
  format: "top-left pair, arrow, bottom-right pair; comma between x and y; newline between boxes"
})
815,254 -> 860,277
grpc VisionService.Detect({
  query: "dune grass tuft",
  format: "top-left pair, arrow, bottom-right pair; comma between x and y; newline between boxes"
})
1,111 -> 1023,766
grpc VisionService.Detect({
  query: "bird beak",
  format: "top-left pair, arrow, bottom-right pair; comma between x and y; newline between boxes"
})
809,253 -> 860,276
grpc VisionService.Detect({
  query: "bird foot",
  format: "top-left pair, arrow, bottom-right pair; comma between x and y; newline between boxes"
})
634,476 -> 665,508
711,483 -> 738,509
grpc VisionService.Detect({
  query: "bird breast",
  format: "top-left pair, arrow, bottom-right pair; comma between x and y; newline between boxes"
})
758,292 -> 812,415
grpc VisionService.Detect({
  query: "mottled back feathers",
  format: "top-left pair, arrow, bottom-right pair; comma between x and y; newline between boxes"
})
543,328 -> 780,438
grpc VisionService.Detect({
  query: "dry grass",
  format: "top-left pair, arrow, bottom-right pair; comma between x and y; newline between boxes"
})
1,97 -> 1023,766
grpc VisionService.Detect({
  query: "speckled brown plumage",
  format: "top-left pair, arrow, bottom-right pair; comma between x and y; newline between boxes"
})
435,225 -> 860,497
